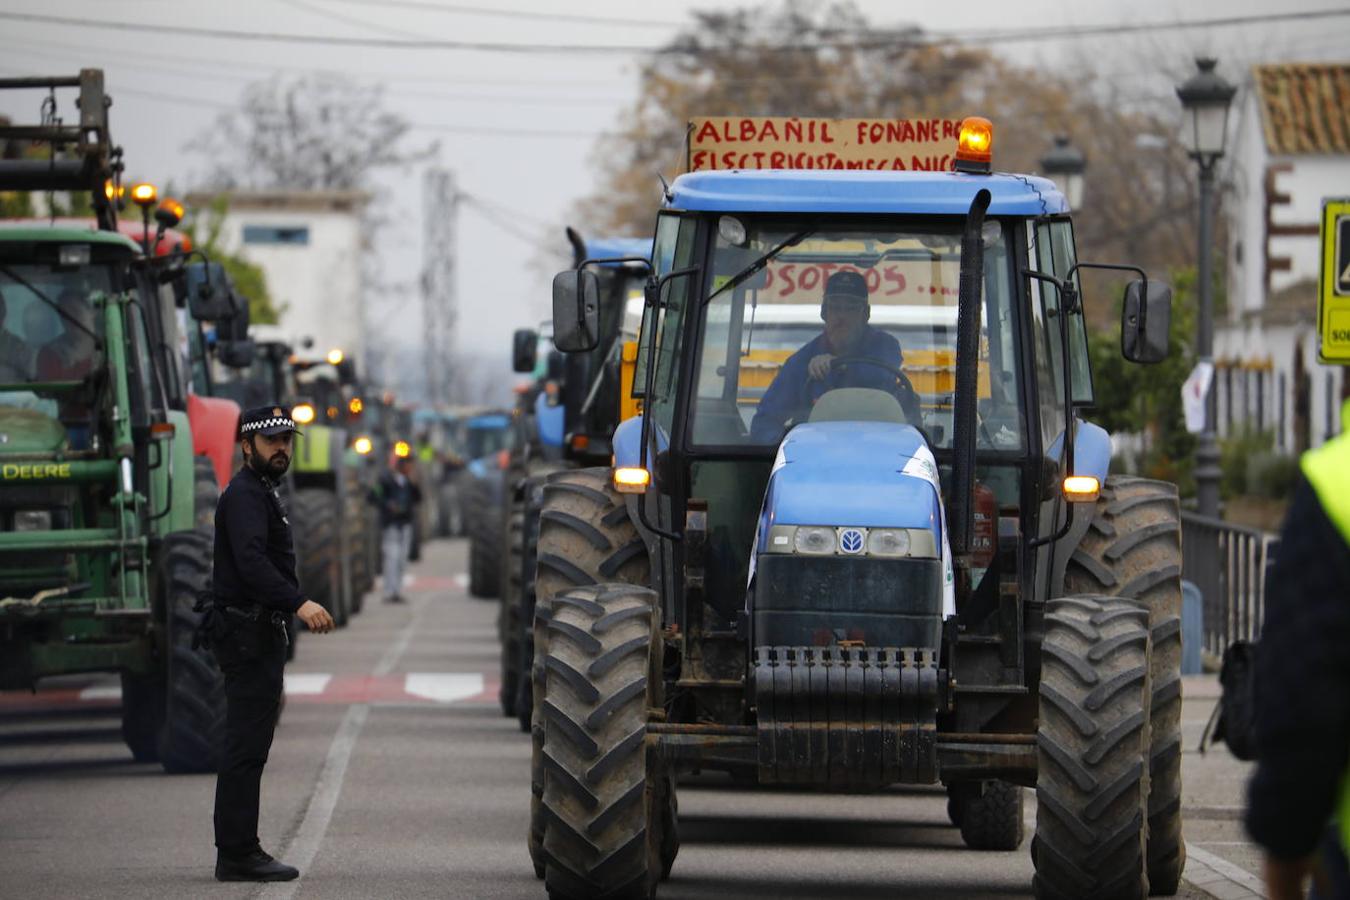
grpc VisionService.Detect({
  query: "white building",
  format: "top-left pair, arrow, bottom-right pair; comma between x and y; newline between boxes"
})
1217,63 -> 1349,454
187,190 -> 371,365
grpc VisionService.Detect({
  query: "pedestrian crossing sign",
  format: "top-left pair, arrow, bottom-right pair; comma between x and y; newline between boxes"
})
1320,198 -> 1350,364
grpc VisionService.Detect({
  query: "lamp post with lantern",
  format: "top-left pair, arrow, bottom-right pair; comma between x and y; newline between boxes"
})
1176,57 -> 1237,519
1040,135 -> 1086,211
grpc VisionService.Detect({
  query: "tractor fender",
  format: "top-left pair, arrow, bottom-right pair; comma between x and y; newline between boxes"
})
1048,418 -> 1112,597
534,392 -> 565,449
610,415 -> 669,469
187,394 -> 240,489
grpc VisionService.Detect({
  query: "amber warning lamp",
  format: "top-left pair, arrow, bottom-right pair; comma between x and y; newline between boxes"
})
155,197 -> 185,230
130,182 -> 159,209
954,117 -> 994,175
1062,475 -> 1101,503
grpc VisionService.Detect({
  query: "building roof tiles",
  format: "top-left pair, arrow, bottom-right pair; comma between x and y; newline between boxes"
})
1254,63 -> 1350,156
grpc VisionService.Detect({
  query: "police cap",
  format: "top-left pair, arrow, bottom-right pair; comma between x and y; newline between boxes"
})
239,405 -> 303,437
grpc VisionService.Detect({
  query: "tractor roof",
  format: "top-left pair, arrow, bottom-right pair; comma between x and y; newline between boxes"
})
585,236 -> 651,266
0,218 -> 141,252
667,170 -> 1068,217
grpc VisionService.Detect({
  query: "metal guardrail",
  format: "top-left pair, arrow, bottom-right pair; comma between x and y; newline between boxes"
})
1181,511 -> 1279,657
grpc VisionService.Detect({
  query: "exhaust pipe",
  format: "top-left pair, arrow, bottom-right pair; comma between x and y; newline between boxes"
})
947,189 -> 992,575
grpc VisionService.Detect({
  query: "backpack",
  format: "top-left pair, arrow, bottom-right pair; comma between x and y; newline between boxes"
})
1200,640 -> 1258,761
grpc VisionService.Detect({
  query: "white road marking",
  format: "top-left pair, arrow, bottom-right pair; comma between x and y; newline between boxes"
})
453,572 -> 469,590
79,684 -> 122,701
261,704 -> 369,900
403,673 -> 483,704
282,674 -> 332,696
264,594 -> 428,897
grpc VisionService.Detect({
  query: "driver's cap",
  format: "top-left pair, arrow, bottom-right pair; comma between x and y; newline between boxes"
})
822,270 -> 869,307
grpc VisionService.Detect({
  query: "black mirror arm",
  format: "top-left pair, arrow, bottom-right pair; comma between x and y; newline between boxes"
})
1064,261 -> 1148,334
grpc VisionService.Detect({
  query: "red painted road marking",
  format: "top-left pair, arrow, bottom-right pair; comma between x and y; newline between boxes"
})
408,575 -> 465,592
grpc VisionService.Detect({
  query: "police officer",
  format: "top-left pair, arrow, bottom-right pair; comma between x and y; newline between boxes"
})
211,406 -> 335,882
1246,400 -> 1350,899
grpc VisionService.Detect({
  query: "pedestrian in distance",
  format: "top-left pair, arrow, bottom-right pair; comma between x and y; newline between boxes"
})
1245,401 -> 1350,900
208,406 -> 335,883
370,452 -> 422,603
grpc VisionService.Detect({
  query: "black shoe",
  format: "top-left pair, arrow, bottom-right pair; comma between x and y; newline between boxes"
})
215,850 -> 299,882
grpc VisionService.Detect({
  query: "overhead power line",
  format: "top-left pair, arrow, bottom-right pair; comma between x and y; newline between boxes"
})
0,8 -> 1347,54
324,0 -> 680,29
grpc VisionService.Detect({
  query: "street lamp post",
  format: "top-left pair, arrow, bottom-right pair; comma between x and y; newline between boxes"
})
1177,58 -> 1237,519
1040,135 -> 1086,210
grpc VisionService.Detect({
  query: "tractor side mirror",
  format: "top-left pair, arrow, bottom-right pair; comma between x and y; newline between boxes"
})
512,328 -> 539,373
1121,279 -> 1172,364
186,262 -> 238,322
217,339 -> 256,369
552,269 -> 600,353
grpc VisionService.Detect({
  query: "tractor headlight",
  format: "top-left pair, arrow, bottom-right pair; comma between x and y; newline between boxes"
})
14,510 -> 53,531
792,526 -> 836,555
866,528 -> 911,557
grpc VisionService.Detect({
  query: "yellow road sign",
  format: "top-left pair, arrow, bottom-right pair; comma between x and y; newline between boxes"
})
1320,198 -> 1350,364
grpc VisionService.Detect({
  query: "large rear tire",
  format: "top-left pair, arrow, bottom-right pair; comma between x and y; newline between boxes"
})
294,487 -> 348,628
1065,476 -> 1184,895
157,528 -> 228,773
467,476 -> 503,598
499,496 -> 524,718
1033,596 -> 1152,900
539,584 -> 660,900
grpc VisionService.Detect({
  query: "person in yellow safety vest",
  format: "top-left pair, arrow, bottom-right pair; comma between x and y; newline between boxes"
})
1246,398 -> 1350,900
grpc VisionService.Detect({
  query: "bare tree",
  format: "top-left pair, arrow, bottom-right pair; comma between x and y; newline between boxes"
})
190,73 -> 435,191
574,1 -> 1201,329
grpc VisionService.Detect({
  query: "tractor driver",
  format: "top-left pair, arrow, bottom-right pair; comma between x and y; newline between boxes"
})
750,269 -> 916,443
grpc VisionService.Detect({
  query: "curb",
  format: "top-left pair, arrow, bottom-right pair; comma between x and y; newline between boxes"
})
1182,841 -> 1267,899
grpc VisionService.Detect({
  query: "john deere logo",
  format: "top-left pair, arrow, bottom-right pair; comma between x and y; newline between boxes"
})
839,528 -> 865,554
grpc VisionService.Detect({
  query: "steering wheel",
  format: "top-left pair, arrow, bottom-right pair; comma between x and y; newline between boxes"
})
830,356 -> 924,427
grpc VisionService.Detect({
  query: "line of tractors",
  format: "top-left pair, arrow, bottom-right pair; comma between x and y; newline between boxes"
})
0,70 -> 430,771
473,116 -> 1188,900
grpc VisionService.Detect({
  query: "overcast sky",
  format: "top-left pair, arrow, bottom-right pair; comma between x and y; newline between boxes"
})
0,0 -> 1345,404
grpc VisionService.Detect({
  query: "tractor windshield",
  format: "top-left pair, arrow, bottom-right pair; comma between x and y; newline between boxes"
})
692,219 -> 1023,453
0,264 -> 110,386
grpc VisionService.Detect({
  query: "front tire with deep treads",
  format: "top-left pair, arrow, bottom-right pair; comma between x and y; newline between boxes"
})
1064,476 -> 1184,895
1033,595 -> 1152,900
539,584 -> 659,900
529,469 -> 657,884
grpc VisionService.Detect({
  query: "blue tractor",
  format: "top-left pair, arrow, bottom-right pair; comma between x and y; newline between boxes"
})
498,232 -> 651,727
530,119 -> 1185,899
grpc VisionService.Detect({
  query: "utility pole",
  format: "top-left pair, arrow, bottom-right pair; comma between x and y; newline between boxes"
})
421,168 -> 458,405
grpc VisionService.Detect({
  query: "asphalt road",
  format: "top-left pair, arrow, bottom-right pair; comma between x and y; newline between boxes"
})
0,537 -> 1215,899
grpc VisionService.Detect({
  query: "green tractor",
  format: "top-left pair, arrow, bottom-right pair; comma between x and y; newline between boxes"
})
529,117 -> 1186,898
0,71 -> 237,772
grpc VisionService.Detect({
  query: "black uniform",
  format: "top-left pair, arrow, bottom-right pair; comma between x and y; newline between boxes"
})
211,455 -> 304,859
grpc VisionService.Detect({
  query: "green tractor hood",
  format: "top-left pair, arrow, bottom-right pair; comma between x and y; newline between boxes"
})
0,405 -> 67,454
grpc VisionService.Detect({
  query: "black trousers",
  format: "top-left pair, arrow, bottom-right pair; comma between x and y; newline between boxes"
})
212,618 -> 287,858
